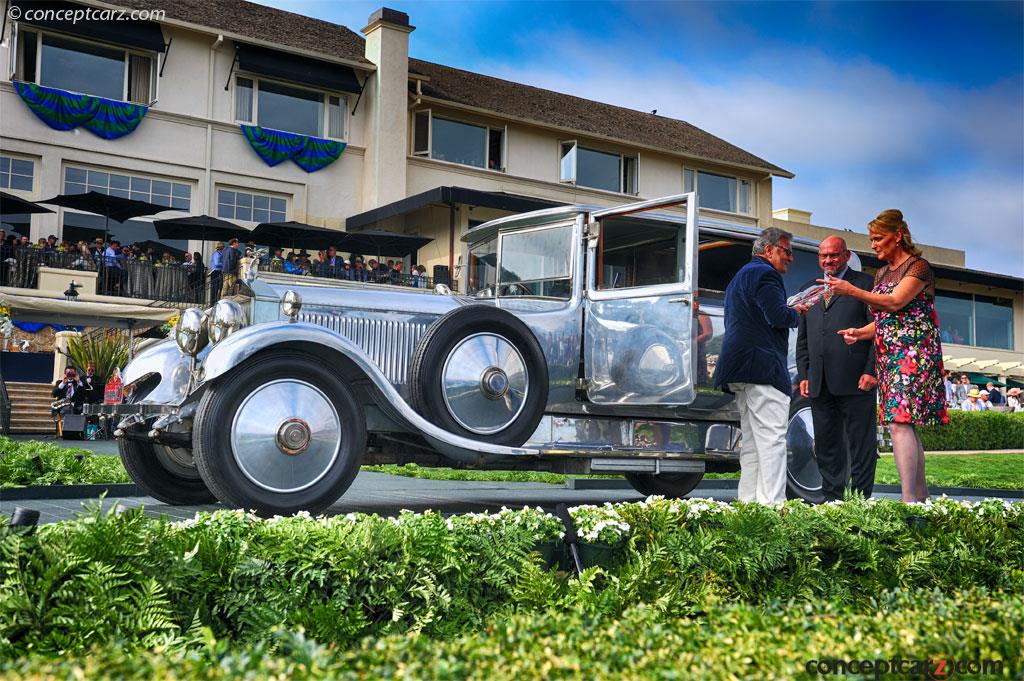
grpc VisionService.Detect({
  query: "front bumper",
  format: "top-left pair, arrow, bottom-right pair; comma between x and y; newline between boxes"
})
83,403 -> 179,416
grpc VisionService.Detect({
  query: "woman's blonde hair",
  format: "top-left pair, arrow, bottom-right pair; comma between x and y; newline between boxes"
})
868,209 -> 922,257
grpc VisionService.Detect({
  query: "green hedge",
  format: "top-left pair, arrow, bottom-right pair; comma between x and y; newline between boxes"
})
4,589 -> 1020,680
1,498 -> 1021,659
915,410 -> 1024,451
0,437 -> 129,487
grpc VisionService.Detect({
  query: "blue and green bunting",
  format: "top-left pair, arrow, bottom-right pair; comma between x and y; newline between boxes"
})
240,125 -> 345,173
14,81 -> 147,140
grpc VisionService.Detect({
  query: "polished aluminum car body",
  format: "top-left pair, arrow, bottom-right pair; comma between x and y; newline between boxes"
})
99,192 -> 838,511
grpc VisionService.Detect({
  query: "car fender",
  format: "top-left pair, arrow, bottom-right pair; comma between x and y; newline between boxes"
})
199,321 -> 539,458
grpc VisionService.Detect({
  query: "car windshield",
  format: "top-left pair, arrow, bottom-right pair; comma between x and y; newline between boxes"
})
467,237 -> 497,295
497,223 -> 573,298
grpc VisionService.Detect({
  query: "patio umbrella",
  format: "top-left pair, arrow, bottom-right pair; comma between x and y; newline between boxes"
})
337,229 -> 433,259
252,221 -> 347,251
153,214 -> 252,243
40,191 -> 173,242
1,191 -> 55,217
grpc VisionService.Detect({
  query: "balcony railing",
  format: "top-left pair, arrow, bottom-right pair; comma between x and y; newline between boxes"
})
1,247 -> 211,308
1,247 -> 440,310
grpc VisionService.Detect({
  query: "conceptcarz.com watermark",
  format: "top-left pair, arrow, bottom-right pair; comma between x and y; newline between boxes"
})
8,4 -> 166,23
806,657 -> 1004,679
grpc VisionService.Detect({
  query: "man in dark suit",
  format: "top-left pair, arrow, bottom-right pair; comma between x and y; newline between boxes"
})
795,236 -> 878,501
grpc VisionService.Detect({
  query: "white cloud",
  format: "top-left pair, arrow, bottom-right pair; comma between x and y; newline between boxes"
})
476,37 -> 1022,276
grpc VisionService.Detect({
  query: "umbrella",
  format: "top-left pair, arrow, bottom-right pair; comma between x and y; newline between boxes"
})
338,230 -> 433,259
252,221 -> 347,251
40,191 -> 173,242
1,191 -> 55,217
153,214 -> 252,243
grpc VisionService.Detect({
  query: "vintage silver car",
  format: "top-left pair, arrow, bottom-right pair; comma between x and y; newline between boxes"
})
92,193 -> 836,515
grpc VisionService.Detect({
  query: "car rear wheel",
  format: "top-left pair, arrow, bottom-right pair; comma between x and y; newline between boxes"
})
193,351 -> 366,516
624,471 -> 704,498
785,398 -> 825,503
119,435 -> 217,506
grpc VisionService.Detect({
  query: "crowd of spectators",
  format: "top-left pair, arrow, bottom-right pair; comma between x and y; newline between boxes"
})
0,229 -> 434,302
261,245 -> 431,287
944,371 -> 1020,411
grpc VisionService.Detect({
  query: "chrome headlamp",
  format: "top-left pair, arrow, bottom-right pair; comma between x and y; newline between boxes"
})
281,290 -> 302,322
175,308 -> 209,356
209,299 -> 245,344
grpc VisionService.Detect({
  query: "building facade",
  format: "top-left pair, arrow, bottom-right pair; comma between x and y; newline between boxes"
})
1,0 -> 1020,382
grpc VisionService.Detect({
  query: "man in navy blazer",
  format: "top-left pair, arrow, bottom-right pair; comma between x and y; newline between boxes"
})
714,227 -> 804,505
796,236 -> 878,501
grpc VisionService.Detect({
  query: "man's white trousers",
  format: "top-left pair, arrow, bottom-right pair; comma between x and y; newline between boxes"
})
729,382 -> 790,505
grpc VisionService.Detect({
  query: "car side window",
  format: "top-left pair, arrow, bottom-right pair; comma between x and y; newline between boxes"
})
467,237 -> 497,295
595,216 -> 684,290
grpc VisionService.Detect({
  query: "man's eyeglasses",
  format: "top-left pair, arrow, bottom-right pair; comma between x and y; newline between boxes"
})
772,245 -> 793,256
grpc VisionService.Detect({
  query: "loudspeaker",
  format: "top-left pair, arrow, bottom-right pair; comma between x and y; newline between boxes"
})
62,414 -> 86,440
432,264 -> 450,286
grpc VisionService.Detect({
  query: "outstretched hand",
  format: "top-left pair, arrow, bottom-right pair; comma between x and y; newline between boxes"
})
816,276 -> 857,297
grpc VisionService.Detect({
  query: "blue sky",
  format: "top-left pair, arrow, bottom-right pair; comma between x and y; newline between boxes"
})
259,0 -> 1024,276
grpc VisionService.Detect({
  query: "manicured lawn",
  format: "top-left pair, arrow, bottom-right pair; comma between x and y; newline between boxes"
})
366,453 -> 1024,490
877,452 -> 1024,490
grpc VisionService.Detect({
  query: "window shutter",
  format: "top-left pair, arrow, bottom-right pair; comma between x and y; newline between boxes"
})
413,110 -> 431,156
128,54 -> 152,104
235,77 -> 254,122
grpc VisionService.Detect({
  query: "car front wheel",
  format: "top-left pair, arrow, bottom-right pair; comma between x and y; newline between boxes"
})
192,351 -> 366,516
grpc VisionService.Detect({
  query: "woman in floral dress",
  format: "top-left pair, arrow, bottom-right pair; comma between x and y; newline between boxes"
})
820,209 -> 948,502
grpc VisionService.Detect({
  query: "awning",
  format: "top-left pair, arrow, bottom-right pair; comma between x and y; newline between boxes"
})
16,1 -> 167,53
0,289 -> 177,328
235,43 -> 362,94
346,186 -> 562,231
964,372 -> 1005,387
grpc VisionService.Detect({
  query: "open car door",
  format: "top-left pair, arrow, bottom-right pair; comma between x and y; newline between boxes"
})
583,193 -> 699,405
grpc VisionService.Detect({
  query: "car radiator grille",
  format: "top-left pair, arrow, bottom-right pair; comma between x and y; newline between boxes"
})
297,311 -> 430,385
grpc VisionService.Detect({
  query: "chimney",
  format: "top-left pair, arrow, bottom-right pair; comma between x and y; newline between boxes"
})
772,208 -> 812,224
361,8 -> 414,210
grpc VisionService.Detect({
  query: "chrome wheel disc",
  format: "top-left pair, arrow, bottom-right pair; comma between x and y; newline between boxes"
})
230,379 -> 341,493
441,333 -> 529,434
786,406 -> 822,492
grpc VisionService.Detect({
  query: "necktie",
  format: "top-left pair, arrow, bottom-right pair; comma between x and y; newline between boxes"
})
822,279 -> 834,307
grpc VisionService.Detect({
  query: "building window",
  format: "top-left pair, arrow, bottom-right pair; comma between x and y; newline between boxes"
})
411,110 -> 505,171
560,141 -> 637,194
64,167 -> 191,210
0,156 -> 34,191
684,168 -> 752,215
19,30 -> 155,103
234,76 -> 346,140
217,189 -> 287,223
935,290 -> 1013,350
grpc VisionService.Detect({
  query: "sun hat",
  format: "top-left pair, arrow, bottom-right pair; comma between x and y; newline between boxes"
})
1007,387 -> 1021,396
967,388 -> 981,398
979,390 -> 990,396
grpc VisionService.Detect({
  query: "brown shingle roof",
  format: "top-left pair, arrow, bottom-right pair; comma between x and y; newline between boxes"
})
102,0 -> 370,64
101,0 -> 787,175
411,59 -> 790,176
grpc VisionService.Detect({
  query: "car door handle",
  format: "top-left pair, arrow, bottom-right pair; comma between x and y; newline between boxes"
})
669,297 -> 691,305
